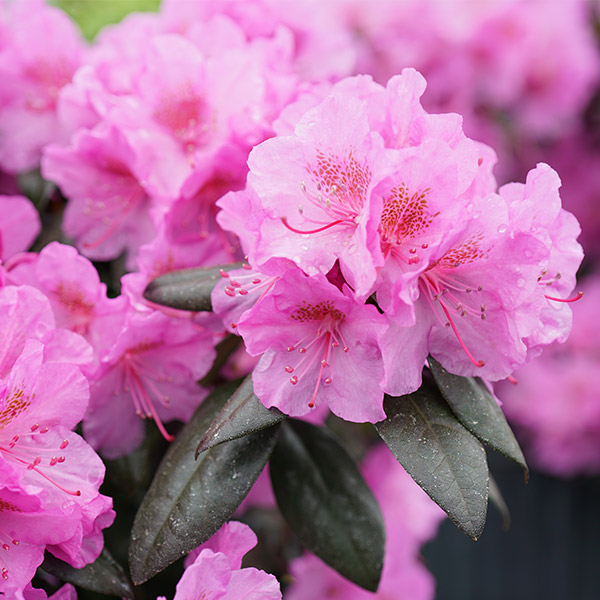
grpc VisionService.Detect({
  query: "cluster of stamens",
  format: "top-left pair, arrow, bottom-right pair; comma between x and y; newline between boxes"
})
119,349 -> 174,442
283,301 -> 348,408
0,423 -> 80,496
281,150 -> 369,237
219,261 -> 278,329
538,269 -> 583,304
0,501 -> 21,582
421,271 -> 486,368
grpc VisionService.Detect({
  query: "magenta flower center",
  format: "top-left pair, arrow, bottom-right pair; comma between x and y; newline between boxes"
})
153,84 -> 213,152
379,184 -> 435,265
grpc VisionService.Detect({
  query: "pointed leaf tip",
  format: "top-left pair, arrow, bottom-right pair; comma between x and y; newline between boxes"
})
376,378 -> 488,540
197,375 -> 286,456
143,262 -> 242,312
270,420 -> 385,592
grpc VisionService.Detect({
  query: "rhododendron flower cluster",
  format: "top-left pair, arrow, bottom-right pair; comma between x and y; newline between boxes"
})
0,285 -> 114,598
0,0 -> 597,597
215,69 -> 583,421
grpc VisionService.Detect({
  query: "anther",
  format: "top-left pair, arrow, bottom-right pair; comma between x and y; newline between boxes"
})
219,269 -> 229,278
290,376 -> 298,385
285,366 -> 294,373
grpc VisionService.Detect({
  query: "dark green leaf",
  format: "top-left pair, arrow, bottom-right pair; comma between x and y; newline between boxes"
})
17,168 -> 56,209
270,420 -> 385,592
143,262 -> 242,311
428,356 -> 528,473
375,378 -> 488,540
41,549 -> 133,599
489,473 -> 511,530
197,375 -> 286,455
129,382 -> 280,585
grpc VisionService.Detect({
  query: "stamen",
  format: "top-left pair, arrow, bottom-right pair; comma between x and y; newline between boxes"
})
281,216 -> 344,235
544,291 -> 583,303
439,302 -> 485,368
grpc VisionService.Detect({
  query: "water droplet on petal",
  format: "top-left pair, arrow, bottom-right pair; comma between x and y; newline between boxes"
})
497,223 -> 508,234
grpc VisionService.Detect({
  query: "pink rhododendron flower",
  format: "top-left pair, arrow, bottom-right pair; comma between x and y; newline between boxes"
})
521,132 -> 600,260
499,163 -> 584,358
0,195 -> 40,261
83,303 -> 216,458
0,0 -> 86,172
237,268 -> 387,421
19,582 -> 77,600
160,0 -> 356,81
286,443 -> 444,600
237,91 -> 389,297
136,147 -> 249,284
0,285 -> 113,596
158,521 -> 281,600
42,123 -> 158,268
497,276 -> 600,476
5,242 -> 127,357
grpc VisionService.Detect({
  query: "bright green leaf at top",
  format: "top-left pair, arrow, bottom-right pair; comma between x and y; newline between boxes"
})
53,0 -> 160,40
